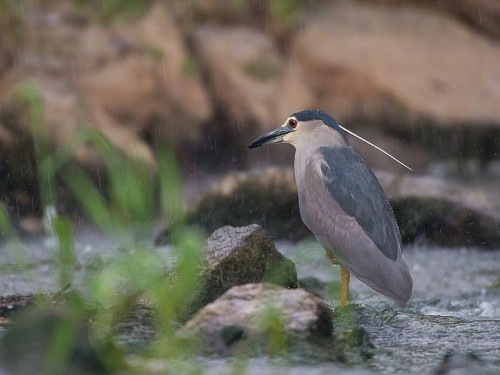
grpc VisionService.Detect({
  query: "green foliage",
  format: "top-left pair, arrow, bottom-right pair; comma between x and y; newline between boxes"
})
53,218 -> 76,289
256,306 -> 289,356
15,82 -> 54,208
2,83 -> 206,373
57,130 -> 158,242
43,312 -> 80,375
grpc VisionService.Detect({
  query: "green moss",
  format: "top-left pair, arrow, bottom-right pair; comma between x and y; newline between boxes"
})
333,305 -> 373,363
256,306 -> 289,356
179,228 -> 298,321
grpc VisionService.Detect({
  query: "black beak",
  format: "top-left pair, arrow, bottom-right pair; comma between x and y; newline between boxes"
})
248,126 -> 293,149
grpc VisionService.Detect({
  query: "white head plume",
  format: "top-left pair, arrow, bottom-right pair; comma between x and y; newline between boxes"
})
339,125 -> 413,171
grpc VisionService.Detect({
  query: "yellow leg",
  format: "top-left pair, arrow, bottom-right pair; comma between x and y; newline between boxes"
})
325,251 -> 338,265
325,252 -> 350,307
340,266 -> 350,308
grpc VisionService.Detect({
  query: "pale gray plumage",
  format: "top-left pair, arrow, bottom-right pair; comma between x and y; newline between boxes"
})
249,109 -> 413,306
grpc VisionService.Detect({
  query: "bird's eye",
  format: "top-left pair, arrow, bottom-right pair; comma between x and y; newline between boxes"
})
288,119 -> 297,129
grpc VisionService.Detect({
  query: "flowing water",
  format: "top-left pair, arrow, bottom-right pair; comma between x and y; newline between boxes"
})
0,228 -> 499,374
277,240 -> 500,374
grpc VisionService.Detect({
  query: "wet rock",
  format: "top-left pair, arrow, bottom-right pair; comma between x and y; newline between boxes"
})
292,3 -> 500,166
448,0 -> 500,40
293,3 -> 500,127
188,168 -> 310,242
184,283 -> 337,359
366,0 -> 500,40
183,225 -> 298,319
0,294 -> 36,322
299,276 -> 340,303
81,54 -> 164,136
77,25 -> 127,71
434,351 -> 499,375
120,2 -> 213,133
357,307 -> 500,374
85,103 -> 157,169
0,1 -> 22,76
190,25 -> 313,150
172,0 -> 247,28
81,3 -> 213,148
377,172 -> 500,248
332,306 -> 374,364
112,305 -> 157,351
174,0 -> 306,38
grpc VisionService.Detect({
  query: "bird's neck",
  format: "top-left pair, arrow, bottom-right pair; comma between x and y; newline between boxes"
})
293,126 -> 348,151
292,127 -> 349,193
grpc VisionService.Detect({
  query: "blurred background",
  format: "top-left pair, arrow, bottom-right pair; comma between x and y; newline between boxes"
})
0,2 -> 499,374
0,0 -> 498,234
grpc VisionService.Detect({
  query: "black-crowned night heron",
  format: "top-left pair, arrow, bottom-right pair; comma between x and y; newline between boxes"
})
248,109 -> 413,307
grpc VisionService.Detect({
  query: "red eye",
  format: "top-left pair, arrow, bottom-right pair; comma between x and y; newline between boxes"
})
288,118 -> 297,129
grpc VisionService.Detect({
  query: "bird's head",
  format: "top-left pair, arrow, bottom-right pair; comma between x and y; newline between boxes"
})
248,109 -> 348,149
248,109 -> 412,171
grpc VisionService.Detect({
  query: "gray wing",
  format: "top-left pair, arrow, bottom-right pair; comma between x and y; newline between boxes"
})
319,146 -> 400,261
297,146 -> 412,305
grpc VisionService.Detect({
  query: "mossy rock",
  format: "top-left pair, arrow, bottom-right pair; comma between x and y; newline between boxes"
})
179,225 -> 298,321
187,172 -> 310,242
377,172 -> 500,249
392,197 -> 500,249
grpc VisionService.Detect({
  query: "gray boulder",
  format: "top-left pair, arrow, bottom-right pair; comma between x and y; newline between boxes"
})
378,172 -> 500,248
182,224 -> 298,319
184,283 -> 335,358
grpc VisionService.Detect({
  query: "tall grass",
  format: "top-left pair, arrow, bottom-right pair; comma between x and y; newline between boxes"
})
3,82 -> 206,373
